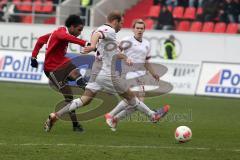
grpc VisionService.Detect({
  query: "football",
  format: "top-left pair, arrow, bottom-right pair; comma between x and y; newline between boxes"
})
175,126 -> 192,143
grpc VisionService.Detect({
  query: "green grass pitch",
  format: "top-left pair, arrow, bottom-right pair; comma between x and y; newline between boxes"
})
0,82 -> 240,160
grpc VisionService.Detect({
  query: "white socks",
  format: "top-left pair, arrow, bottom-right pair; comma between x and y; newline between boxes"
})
115,107 -> 135,120
57,98 -> 83,117
110,98 -> 155,120
108,100 -> 128,117
136,101 -> 155,117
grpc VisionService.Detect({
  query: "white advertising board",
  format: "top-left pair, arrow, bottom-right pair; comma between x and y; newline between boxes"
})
0,23 -> 240,63
150,59 -> 201,95
0,50 -> 48,84
196,62 -> 240,98
0,23 -> 85,54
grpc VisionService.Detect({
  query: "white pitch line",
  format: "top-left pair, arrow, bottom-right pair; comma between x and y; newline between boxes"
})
0,143 -> 240,153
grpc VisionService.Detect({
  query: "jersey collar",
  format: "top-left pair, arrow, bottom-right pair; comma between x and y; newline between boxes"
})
134,36 -> 142,43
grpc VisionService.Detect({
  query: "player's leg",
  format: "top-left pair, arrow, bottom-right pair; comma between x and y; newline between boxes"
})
44,89 -> 96,132
106,76 -> 145,117
121,89 -> 156,119
68,68 -> 87,89
44,79 -> 102,132
61,86 -> 84,132
57,89 -> 96,117
105,89 -> 169,131
111,91 -> 143,121
122,89 -> 170,122
56,76 -> 102,117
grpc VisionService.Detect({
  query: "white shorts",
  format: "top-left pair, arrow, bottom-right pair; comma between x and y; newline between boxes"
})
86,75 -> 128,94
125,71 -> 145,93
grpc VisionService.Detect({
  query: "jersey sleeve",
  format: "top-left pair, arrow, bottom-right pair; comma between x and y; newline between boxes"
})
32,33 -> 51,58
55,28 -> 87,47
96,27 -> 115,40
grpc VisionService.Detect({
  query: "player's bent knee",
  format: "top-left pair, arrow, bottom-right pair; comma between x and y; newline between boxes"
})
127,97 -> 140,107
64,96 -> 73,103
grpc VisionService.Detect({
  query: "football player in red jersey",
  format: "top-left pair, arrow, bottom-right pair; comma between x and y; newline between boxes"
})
31,15 -> 90,132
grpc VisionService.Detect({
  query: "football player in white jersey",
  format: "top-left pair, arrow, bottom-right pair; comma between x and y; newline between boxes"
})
44,11 -> 169,132
105,19 -> 169,131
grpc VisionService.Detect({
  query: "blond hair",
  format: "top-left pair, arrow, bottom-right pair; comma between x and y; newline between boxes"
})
132,19 -> 145,28
107,10 -> 123,22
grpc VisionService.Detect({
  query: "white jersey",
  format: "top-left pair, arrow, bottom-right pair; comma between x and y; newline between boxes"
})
86,24 -> 128,94
94,24 -> 119,76
120,36 -> 151,79
121,36 -> 151,63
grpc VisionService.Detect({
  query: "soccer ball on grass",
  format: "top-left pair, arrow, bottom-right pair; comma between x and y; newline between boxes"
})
175,126 -> 192,143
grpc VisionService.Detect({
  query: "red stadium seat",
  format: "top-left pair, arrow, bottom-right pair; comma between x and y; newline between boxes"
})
196,7 -> 203,15
202,22 -> 214,32
21,15 -> 32,23
13,0 -> 21,10
144,19 -> 154,29
44,17 -> 56,24
226,23 -> 238,34
190,21 -> 202,32
42,1 -> 53,13
173,6 -> 184,19
177,21 -> 190,31
18,0 -> 32,12
147,5 -> 161,18
183,7 -> 196,20
214,22 -> 227,33
33,0 -> 42,12
167,6 -> 173,12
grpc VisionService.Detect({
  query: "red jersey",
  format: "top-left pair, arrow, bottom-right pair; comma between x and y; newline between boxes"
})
32,27 -> 87,72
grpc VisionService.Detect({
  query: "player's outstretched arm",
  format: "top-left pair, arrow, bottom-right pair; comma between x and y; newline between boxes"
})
32,33 -> 51,58
31,33 -> 51,68
56,30 -> 88,47
83,32 -> 101,53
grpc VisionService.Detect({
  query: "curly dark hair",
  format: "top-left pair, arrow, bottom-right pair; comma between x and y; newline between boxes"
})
65,15 -> 83,27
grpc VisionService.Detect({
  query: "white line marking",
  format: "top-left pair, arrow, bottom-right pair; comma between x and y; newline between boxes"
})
0,143 -> 239,152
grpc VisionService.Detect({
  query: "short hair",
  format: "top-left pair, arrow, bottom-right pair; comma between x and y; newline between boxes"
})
65,14 -> 83,27
132,19 -> 145,28
169,35 -> 175,40
107,10 -> 123,22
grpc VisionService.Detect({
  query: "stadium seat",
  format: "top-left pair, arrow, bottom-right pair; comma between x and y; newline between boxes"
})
167,6 -> 173,12
202,22 -> 214,32
214,22 -> 227,33
18,0 -> 32,12
13,0 -> 21,10
172,6 -> 184,19
177,21 -> 190,31
33,0 -> 42,13
44,17 -> 56,24
144,19 -> 154,29
21,15 -> 32,23
123,0 -> 153,28
183,7 -> 196,20
147,5 -> 161,18
196,7 -> 203,15
42,1 -> 53,13
190,21 -> 202,32
226,23 -> 238,34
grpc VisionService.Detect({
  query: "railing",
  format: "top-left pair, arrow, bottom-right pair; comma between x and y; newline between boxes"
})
0,1 -> 90,26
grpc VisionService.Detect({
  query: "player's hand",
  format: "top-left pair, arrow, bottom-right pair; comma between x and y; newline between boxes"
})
31,57 -> 38,68
83,46 -> 95,54
152,74 -> 160,81
126,58 -> 133,66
